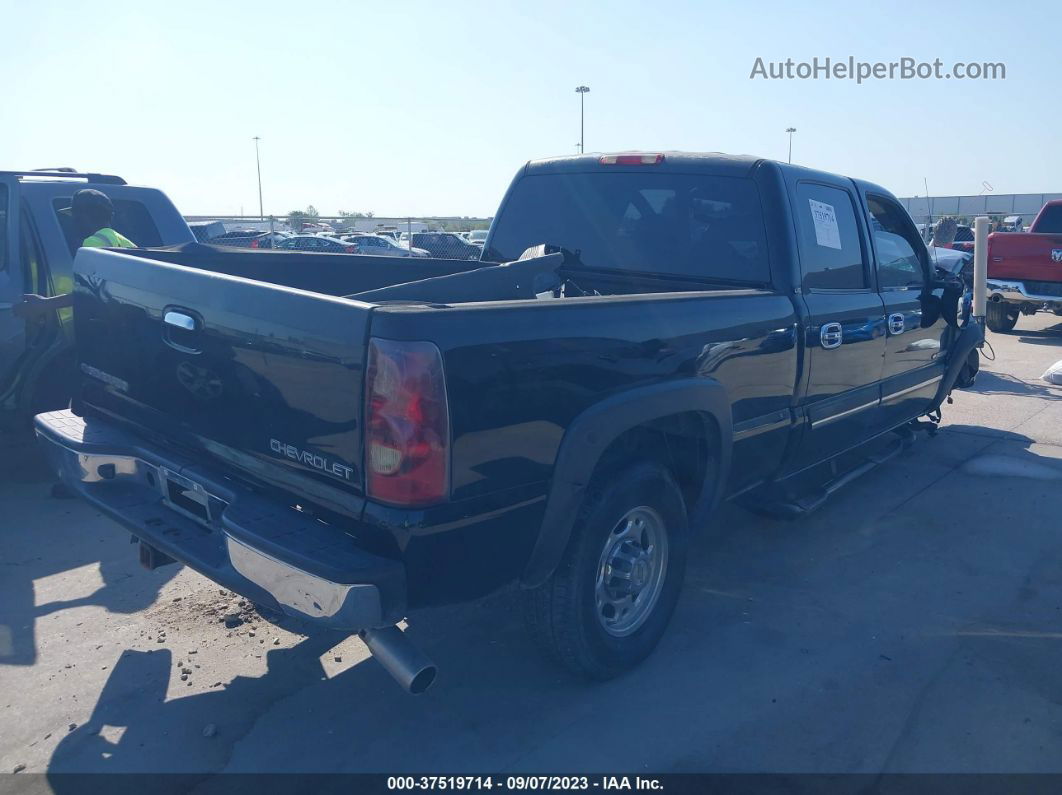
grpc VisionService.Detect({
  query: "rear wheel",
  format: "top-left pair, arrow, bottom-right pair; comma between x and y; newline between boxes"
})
522,462 -> 689,679
986,302 -> 1018,333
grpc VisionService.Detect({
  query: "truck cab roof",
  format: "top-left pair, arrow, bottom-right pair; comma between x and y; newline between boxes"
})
521,152 -> 898,203
0,168 -> 127,185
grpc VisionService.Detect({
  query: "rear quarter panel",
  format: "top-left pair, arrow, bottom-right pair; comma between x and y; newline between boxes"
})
370,290 -> 800,502
988,231 -> 1062,282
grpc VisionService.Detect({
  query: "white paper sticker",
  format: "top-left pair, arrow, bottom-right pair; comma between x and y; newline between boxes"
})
808,199 -> 842,250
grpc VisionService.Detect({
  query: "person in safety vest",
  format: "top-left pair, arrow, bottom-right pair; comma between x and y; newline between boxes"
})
14,189 -> 135,319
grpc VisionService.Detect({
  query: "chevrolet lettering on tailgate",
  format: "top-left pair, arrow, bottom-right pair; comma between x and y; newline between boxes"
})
269,439 -> 354,480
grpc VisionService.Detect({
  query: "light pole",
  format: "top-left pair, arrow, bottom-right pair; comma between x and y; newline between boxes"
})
253,136 -> 264,219
785,127 -> 796,164
575,86 -> 590,153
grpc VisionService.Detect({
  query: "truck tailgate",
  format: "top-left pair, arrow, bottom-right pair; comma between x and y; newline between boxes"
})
989,232 -> 1062,282
72,247 -> 371,500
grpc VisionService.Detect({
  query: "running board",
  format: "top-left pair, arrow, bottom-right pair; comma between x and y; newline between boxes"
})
739,426 -> 918,520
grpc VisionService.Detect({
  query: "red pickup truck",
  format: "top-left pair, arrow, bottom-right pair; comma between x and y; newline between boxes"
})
985,200 -> 1062,331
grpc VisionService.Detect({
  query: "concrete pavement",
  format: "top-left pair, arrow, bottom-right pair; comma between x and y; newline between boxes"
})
2,313 -> 1061,780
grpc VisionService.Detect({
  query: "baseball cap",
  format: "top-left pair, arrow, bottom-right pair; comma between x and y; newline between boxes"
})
59,188 -> 114,217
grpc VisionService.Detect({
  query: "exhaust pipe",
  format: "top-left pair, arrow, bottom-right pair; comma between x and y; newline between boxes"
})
359,626 -> 437,694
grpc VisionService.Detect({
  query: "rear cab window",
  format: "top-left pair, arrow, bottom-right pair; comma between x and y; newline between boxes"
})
485,171 -> 771,285
52,196 -> 163,254
1035,204 -> 1062,233
794,183 -> 868,290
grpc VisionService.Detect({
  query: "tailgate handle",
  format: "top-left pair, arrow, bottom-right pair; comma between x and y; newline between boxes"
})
164,310 -> 197,331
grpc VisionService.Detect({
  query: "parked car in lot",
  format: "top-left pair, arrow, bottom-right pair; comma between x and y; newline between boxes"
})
984,199 -> 1062,331
467,229 -> 488,247
210,229 -> 291,249
188,220 -> 226,242
0,168 -> 193,429
36,152 -> 980,692
339,234 -> 430,257
276,235 -> 357,253
406,231 -> 481,260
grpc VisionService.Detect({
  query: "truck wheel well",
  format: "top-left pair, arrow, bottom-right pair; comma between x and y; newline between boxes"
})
588,412 -> 720,521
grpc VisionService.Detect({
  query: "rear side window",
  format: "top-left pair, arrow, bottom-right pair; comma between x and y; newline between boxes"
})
1035,204 -> 1062,233
53,197 -> 163,254
795,183 -> 867,290
485,172 -> 771,284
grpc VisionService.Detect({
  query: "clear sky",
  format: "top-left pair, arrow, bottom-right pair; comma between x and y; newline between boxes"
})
4,0 -> 1058,218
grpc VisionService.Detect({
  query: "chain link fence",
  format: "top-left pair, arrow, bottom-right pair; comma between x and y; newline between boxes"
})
184,215 -> 492,260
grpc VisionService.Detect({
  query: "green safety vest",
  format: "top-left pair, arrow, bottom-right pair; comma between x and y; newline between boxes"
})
83,227 -> 136,248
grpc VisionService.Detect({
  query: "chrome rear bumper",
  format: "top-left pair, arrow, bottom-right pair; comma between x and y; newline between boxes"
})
987,279 -> 1062,306
34,409 -> 405,631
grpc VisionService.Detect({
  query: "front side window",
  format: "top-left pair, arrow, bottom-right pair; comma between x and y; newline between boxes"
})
867,195 -> 927,289
795,183 -> 867,290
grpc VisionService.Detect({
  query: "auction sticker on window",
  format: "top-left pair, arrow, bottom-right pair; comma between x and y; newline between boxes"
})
808,199 -> 842,250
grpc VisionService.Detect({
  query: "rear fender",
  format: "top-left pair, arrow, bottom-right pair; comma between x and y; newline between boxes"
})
520,379 -> 732,588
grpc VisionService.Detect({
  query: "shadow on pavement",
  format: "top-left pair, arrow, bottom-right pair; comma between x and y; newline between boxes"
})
967,370 -> 1062,400
0,427 -> 54,483
47,633 -> 342,787
1016,319 -> 1062,347
0,430 -> 180,667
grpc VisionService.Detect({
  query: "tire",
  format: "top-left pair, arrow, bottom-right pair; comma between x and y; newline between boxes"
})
986,302 -> 1018,333
522,461 -> 689,679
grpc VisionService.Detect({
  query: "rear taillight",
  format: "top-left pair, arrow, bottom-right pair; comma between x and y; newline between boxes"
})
599,153 -> 665,165
346,245 -> 357,253
365,338 -> 450,506
250,238 -> 260,248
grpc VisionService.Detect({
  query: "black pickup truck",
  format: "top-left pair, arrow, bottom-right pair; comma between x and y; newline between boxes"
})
35,152 -> 981,692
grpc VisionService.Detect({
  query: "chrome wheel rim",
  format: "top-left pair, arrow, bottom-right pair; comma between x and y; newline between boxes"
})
594,506 -> 669,637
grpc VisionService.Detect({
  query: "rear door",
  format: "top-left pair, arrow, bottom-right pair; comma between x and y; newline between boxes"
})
864,192 -> 948,424
791,180 -> 886,470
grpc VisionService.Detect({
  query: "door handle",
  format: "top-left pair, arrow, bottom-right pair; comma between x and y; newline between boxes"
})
819,322 -> 843,349
888,313 -> 905,335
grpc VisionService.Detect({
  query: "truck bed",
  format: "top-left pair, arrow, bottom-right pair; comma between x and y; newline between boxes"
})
71,245 -> 796,524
